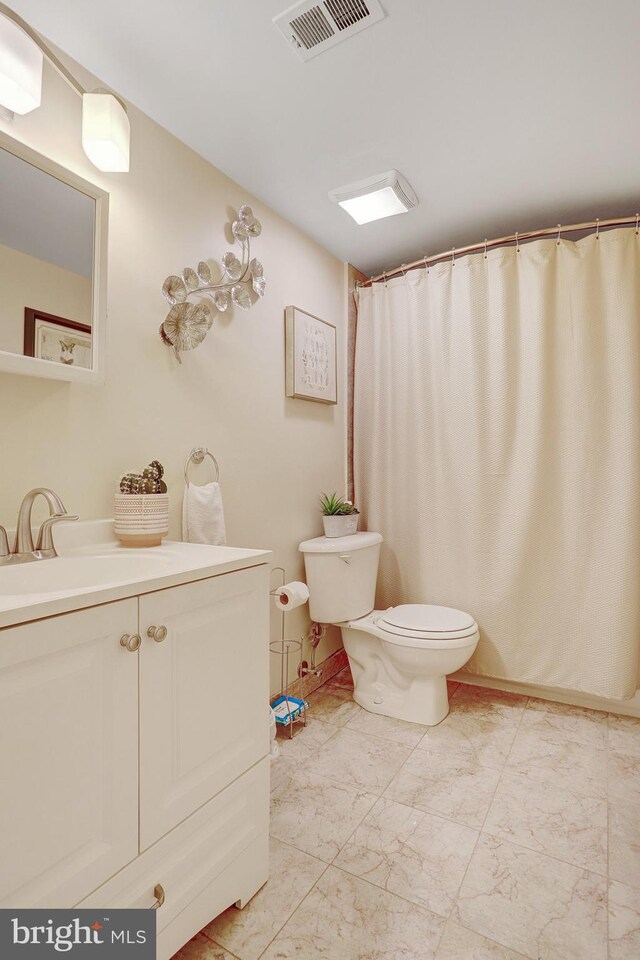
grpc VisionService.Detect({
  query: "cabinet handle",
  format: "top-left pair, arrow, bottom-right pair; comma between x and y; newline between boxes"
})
146,625 -> 168,643
120,633 -> 141,652
152,883 -> 165,909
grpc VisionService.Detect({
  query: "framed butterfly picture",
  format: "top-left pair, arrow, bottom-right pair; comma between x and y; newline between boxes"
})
24,307 -> 92,370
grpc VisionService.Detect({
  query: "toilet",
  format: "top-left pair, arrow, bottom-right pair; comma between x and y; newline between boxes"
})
299,531 -> 479,725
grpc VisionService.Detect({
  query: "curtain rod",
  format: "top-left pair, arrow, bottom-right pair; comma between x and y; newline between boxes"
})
360,214 -> 640,287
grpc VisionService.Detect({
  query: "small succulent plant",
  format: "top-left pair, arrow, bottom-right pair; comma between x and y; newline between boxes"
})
319,492 -> 359,516
119,460 -> 167,495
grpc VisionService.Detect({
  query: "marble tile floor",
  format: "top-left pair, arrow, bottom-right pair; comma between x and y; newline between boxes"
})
174,670 -> 640,960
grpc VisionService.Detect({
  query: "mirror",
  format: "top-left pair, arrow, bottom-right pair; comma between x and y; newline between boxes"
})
0,132 -> 108,384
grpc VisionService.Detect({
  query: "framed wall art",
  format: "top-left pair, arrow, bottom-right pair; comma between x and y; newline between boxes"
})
285,306 -> 337,404
24,308 -> 92,370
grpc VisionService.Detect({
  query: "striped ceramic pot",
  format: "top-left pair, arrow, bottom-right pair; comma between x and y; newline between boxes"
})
114,493 -> 169,547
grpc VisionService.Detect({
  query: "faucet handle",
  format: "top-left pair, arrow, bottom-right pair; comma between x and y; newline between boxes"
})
0,526 -> 9,557
35,514 -> 79,554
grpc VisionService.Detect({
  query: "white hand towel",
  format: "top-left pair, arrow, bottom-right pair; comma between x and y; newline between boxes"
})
182,482 -> 226,545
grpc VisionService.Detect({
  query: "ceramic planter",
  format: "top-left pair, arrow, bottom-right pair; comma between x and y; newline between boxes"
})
322,513 -> 360,538
114,493 -> 169,547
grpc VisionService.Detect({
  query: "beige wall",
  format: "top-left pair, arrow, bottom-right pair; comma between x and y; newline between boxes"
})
0,55 -> 346,690
0,243 -> 92,355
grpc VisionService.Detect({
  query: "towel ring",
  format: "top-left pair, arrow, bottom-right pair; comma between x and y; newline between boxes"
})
184,447 -> 220,486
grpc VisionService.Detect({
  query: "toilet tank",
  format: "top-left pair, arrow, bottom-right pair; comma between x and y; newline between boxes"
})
299,531 -> 383,624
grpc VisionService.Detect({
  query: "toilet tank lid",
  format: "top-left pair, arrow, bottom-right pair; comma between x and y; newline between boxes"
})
299,531 -> 383,554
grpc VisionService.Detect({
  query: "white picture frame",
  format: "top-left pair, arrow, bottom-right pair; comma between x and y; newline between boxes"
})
285,306 -> 337,404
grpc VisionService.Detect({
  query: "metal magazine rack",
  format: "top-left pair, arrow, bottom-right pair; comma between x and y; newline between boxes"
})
269,567 -> 308,738
269,639 -> 308,739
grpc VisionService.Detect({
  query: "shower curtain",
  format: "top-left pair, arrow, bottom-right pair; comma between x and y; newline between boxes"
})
354,228 -> 640,699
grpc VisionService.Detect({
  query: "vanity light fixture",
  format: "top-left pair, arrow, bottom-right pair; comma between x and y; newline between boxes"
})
81,91 -> 130,173
0,11 -> 42,114
329,170 -> 418,225
0,2 -> 130,173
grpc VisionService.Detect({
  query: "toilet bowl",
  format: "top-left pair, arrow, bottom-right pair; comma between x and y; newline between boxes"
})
341,604 -> 479,725
299,533 -> 479,726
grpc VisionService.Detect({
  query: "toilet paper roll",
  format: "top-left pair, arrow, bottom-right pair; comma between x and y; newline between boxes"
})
275,581 -> 310,611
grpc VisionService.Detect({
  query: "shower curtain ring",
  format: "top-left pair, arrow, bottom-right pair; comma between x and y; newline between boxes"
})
484,238 -> 488,260
595,218 -> 600,240
401,264 -> 408,280
557,224 -> 562,246
423,255 -> 429,275
451,247 -> 456,267
382,271 -> 388,288
635,214 -> 639,236
515,231 -> 520,253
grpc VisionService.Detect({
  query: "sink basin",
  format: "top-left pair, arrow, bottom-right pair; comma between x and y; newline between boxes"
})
0,552 -> 175,597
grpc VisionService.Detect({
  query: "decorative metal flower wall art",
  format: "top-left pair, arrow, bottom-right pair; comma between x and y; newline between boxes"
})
159,204 -> 265,362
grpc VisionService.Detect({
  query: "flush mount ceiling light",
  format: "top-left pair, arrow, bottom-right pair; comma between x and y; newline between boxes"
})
329,170 -> 418,225
0,2 -> 130,173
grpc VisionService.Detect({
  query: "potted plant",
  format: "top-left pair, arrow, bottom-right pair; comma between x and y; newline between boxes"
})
114,460 -> 169,547
320,492 -> 360,538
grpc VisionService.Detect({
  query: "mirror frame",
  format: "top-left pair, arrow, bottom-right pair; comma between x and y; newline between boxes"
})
0,130 -> 108,385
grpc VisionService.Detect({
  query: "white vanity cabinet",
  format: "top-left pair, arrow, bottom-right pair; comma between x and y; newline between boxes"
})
0,599 -> 139,908
0,556 -> 270,960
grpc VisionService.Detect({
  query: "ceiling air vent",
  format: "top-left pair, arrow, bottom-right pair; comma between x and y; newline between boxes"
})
274,0 -> 386,61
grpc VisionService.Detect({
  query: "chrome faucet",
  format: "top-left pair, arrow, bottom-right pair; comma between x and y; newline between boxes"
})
0,488 -> 79,565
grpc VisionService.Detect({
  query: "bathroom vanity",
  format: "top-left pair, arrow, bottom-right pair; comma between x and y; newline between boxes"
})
0,521 -> 271,960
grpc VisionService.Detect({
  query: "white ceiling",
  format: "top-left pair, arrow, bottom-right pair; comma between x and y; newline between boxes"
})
7,0 -> 640,275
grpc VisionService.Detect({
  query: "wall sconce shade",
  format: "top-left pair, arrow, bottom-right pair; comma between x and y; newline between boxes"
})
0,14 -> 42,115
82,93 -> 130,172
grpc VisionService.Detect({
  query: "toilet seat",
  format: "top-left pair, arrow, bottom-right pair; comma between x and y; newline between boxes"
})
373,604 -> 479,649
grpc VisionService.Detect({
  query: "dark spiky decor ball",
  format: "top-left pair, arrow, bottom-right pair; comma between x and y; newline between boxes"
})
119,462 -> 166,495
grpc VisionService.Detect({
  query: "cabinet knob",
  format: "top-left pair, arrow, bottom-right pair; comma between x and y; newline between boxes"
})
147,625 -> 168,643
152,883 -> 165,909
120,633 -> 141,652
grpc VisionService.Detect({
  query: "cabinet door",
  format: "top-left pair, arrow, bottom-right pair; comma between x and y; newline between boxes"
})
0,600 -> 139,907
139,565 -> 269,850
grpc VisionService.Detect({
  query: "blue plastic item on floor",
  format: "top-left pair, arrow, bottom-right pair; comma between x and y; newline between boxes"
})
270,694 -> 308,726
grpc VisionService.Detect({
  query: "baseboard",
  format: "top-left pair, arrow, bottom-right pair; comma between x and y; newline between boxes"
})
452,670 -> 640,718
282,647 -> 349,701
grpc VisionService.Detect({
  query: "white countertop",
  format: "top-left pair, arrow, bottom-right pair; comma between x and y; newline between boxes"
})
0,519 -> 272,629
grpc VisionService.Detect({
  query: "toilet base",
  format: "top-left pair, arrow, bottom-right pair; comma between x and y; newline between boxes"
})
341,622 -> 454,726
351,673 -> 450,726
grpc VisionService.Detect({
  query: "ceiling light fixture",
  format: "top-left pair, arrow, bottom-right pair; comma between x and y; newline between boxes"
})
0,2 -> 130,173
329,170 -> 418,225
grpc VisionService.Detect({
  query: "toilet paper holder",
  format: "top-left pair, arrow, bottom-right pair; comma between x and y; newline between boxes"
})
269,566 -> 321,683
